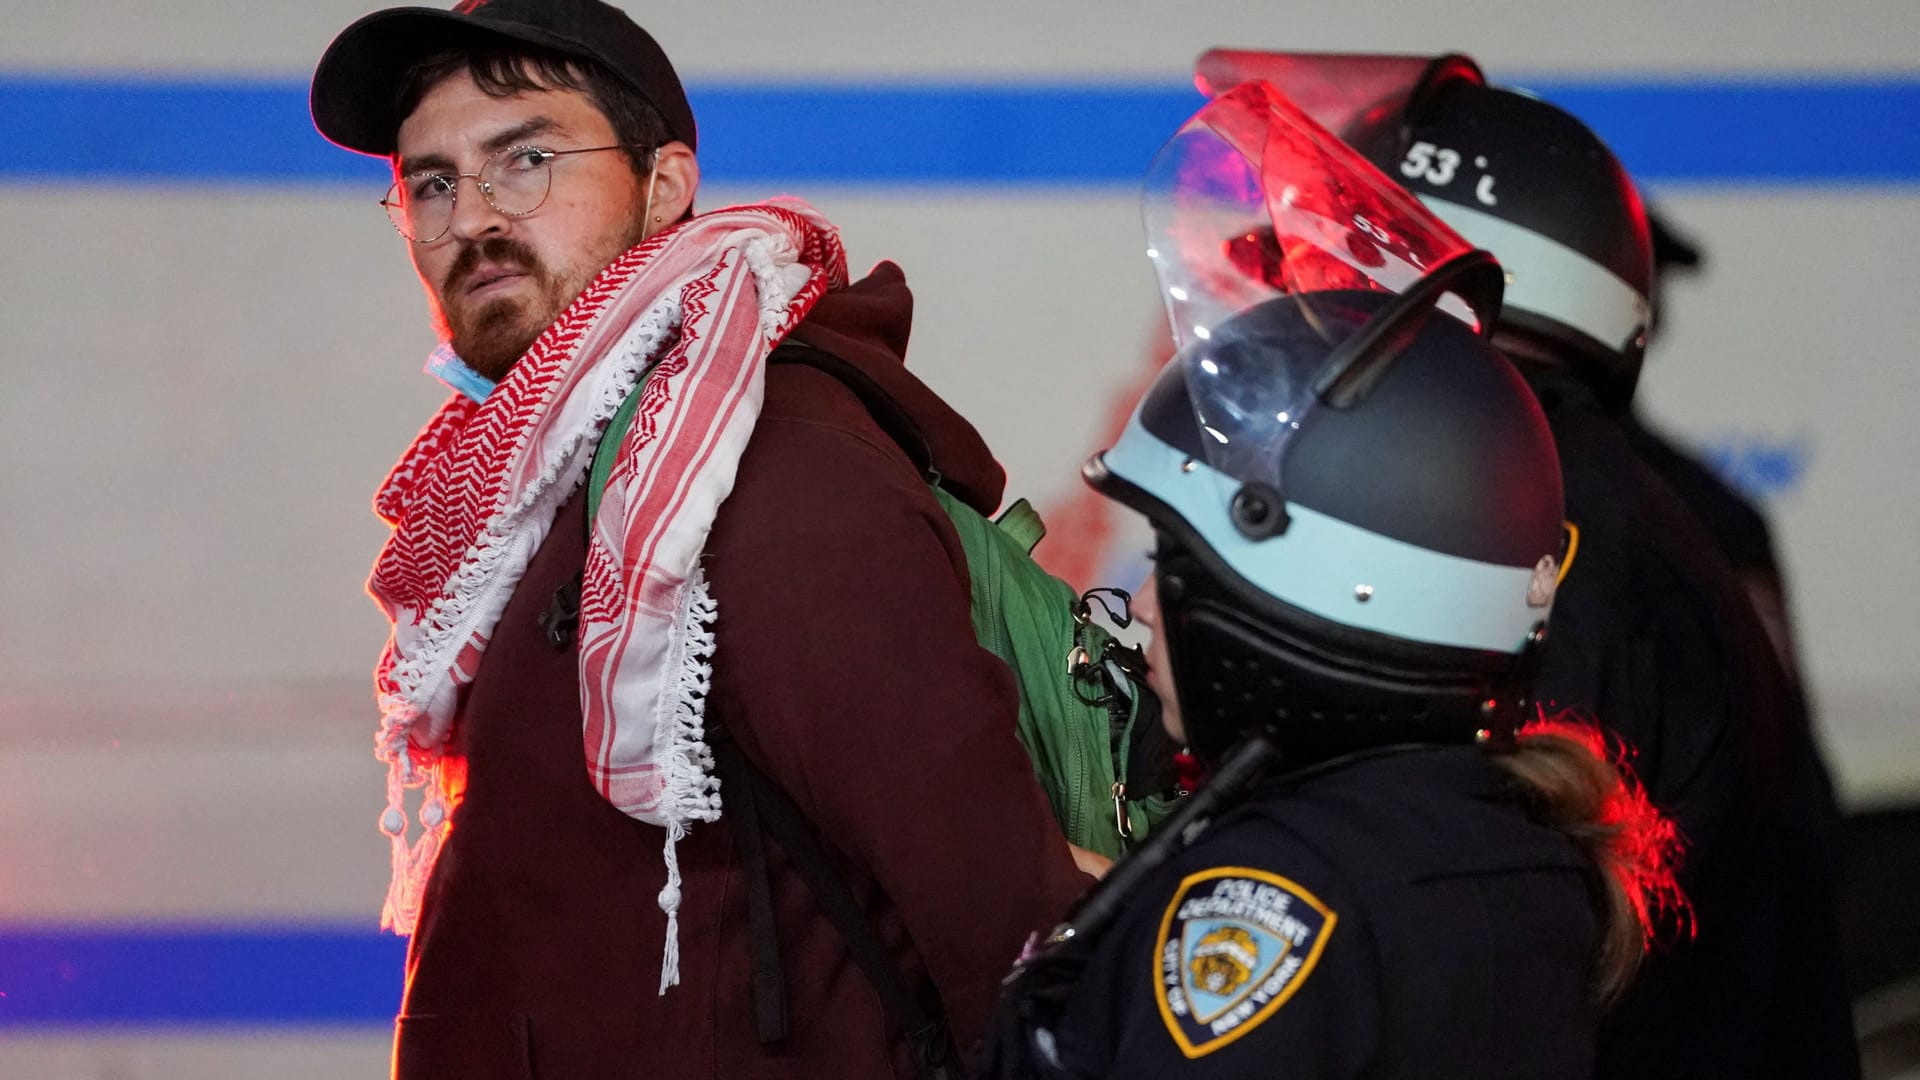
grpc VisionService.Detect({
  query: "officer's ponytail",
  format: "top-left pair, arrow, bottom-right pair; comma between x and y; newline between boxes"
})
1487,718 -> 1690,1005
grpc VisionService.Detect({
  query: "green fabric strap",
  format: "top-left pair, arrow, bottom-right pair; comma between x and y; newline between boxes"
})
993,499 -> 1047,555
587,376 -> 652,527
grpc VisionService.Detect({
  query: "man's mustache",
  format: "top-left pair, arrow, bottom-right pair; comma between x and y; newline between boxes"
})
443,237 -> 543,297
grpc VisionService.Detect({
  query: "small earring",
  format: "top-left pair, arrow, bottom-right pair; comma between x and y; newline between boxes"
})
653,215 -> 662,223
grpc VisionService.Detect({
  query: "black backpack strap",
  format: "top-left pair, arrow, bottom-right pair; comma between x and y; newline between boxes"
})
708,727 -> 958,1080
708,725 -> 789,1045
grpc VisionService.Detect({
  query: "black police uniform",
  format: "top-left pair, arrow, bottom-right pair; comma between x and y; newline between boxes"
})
991,746 -> 1599,1079
1621,414 -> 1780,596
1528,372 -> 1857,1079
1620,411 -> 1810,688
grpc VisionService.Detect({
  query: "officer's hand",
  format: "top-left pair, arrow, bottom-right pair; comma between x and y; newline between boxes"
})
1068,844 -> 1113,880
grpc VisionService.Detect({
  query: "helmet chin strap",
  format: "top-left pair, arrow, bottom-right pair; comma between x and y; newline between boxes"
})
1490,327 -> 1568,370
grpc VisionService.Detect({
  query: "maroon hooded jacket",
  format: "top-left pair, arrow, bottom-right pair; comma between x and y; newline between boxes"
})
391,262 -> 1090,1079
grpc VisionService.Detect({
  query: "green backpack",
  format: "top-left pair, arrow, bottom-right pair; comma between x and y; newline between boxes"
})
925,488 -> 1180,856
588,342 -> 1179,858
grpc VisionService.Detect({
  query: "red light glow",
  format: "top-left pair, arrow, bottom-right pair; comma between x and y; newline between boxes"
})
1518,713 -> 1695,952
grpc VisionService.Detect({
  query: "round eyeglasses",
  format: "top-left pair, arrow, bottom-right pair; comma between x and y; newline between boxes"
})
380,143 -> 653,244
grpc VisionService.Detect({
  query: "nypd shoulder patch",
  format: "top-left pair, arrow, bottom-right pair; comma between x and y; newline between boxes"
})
1152,866 -> 1338,1059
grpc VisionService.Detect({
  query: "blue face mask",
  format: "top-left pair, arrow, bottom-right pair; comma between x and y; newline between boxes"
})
424,343 -> 498,402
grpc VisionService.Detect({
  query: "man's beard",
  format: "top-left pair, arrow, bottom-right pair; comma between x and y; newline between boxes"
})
433,218 -> 649,382
432,236 -> 562,382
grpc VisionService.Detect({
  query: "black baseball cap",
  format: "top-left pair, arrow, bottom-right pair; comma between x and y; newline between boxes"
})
310,0 -> 697,158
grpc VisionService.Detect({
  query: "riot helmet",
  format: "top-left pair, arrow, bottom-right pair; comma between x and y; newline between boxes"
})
1086,80 -> 1566,768
1198,50 -> 1655,411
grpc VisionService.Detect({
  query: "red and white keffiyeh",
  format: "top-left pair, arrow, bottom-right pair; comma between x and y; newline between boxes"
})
367,200 -> 847,990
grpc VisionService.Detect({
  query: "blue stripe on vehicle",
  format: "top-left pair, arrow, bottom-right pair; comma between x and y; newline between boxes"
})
0,75 -> 1915,186
0,925 -> 404,1027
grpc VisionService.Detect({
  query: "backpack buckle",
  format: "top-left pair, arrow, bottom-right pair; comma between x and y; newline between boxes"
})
539,573 -> 582,649
1112,781 -> 1134,841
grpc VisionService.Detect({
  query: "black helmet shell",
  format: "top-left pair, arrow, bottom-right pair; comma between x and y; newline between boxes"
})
1349,78 -> 1655,408
1089,293 -> 1564,766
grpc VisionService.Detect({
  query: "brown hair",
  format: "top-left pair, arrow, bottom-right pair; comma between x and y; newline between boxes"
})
1487,717 -> 1690,1005
395,47 -> 674,183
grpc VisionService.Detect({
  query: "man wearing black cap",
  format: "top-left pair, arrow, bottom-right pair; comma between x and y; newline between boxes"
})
311,3 -> 1091,1077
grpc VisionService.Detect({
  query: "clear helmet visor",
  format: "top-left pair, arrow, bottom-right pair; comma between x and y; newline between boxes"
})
1141,78 -> 1496,496
1193,50 -> 1485,145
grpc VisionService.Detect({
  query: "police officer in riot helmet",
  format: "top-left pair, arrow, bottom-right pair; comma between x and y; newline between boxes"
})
1189,51 -> 1858,1078
978,82 -> 1681,1079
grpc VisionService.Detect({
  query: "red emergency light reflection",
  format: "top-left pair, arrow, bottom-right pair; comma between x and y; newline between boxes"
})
1520,713 -> 1695,952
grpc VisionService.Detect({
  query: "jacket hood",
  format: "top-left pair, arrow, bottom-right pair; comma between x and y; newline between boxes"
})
787,260 -> 1006,513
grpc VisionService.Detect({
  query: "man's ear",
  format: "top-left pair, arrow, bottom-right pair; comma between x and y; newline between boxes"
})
646,141 -> 699,230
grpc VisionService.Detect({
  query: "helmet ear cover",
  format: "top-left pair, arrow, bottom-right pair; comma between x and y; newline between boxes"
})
1152,540 -> 1543,769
